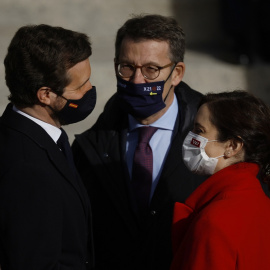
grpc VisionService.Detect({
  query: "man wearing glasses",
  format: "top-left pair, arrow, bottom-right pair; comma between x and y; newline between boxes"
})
72,14 -> 206,270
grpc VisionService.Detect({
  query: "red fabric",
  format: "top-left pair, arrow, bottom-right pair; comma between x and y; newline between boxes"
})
171,162 -> 270,270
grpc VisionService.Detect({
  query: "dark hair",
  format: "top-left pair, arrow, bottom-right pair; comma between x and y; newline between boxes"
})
200,90 -> 270,183
115,14 -> 185,63
4,24 -> 92,107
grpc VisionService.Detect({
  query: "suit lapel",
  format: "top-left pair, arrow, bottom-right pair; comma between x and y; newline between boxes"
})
150,96 -> 189,208
150,128 -> 183,209
45,145 -> 90,217
1,104 -> 89,216
76,126 -> 139,233
99,125 -> 141,227
119,128 -> 143,223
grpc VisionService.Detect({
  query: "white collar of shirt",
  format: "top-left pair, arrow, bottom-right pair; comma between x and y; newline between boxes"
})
128,93 -> 178,131
13,106 -> 62,143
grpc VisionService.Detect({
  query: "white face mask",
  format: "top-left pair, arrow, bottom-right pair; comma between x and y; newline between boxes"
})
182,131 -> 224,175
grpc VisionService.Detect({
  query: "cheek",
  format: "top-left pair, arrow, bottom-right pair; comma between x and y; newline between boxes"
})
162,80 -> 173,97
65,89 -> 86,100
84,80 -> 93,91
162,87 -> 174,104
205,143 -> 225,158
53,97 -> 67,111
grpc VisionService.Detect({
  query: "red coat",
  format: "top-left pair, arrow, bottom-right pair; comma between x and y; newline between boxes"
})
170,162 -> 270,270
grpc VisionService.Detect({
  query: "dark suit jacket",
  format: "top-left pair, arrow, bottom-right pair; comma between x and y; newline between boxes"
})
72,82 -> 207,270
0,104 -> 93,270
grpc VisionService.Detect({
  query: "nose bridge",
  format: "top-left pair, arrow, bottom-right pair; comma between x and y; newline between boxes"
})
131,65 -> 145,83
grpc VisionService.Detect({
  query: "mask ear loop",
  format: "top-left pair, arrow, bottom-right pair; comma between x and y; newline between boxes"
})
46,89 -> 68,114
163,63 -> 177,102
164,85 -> 173,102
207,139 -> 225,159
214,154 -> 225,159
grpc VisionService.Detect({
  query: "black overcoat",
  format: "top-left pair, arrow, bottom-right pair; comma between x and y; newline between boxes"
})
0,104 -> 93,270
72,81 -> 207,270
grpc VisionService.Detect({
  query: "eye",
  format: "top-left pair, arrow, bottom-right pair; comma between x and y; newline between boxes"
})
145,65 -> 159,73
193,126 -> 203,134
120,63 -> 134,70
118,63 -> 135,77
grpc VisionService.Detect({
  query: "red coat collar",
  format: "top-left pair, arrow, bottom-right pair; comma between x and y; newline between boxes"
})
172,162 -> 260,252
185,162 -> 260,210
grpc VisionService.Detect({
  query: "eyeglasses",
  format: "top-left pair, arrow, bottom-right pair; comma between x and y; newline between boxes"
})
115,62 -> 175,80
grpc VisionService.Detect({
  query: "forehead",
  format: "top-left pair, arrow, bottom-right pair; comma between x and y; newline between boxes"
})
195,104 -> 217,131
65,58 -> 91,90
119,38 -> 170,63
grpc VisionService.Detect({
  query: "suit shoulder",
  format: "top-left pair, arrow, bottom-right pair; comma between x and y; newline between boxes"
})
75,93 -> 126,141
175,81 -> 203,104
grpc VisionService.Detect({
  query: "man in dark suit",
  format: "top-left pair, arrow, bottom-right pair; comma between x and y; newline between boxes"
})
72,14 -> 206,270
0,24 -> 96,270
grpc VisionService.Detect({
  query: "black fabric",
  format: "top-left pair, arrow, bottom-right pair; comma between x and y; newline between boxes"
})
0,104 -> 94,270
72,81 -> 207,270
57,128 -> 78,177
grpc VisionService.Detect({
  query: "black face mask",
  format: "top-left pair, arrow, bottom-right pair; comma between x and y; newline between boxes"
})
116,64 -> 176,119
116,77 -> 166,119
55,86 -> 96,125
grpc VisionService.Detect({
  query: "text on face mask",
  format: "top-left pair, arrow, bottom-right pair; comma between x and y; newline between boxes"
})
191,138 -> 201,147
144,86 -> 162,91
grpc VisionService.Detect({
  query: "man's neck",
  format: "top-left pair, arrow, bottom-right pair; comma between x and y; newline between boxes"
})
19,105 -> 61,128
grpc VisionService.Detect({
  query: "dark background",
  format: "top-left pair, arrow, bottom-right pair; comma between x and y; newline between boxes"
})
1,0 -> 269,141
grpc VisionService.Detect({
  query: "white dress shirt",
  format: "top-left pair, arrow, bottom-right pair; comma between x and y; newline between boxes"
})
13,106 -> 61,143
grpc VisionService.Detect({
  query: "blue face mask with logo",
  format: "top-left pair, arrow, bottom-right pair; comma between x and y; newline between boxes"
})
116,76 -> 172,119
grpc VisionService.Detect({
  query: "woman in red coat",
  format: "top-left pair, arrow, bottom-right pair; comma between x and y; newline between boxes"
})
170,90 -> 270,270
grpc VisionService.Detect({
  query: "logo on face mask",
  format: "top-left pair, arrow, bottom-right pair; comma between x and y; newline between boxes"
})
143,85 -> 162,92
68,103 -> 79,109
191,138 -> 201,147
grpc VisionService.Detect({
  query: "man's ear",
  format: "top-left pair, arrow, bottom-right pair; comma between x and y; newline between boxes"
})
171,62 -> 185,86
36,87 -> 53,105
224,139 -> 244,159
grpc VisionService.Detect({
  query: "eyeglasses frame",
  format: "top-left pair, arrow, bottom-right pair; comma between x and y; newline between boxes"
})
115,62 -> 176,80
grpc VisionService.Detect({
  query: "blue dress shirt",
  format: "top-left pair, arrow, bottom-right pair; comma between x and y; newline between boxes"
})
126,94 -> 179,200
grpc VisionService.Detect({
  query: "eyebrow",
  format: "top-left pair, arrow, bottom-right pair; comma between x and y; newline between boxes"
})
119,59 -> 161,66
194,122 -> 205,130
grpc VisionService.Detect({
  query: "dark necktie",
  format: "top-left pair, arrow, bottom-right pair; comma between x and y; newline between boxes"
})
57,128 -> 77,177
132,126 -> 158,214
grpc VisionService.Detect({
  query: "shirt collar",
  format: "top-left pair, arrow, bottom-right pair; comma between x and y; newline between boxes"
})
13,106 -> 62,143
128,93 -> 178,131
